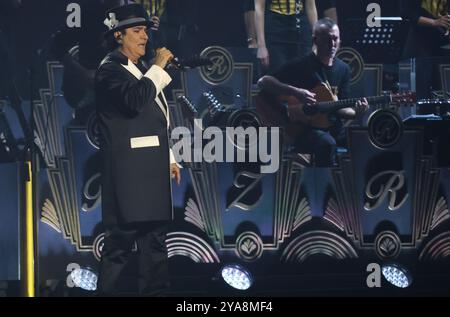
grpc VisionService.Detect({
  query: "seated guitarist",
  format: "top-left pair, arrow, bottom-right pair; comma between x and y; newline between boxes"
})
257,18 -> 368,167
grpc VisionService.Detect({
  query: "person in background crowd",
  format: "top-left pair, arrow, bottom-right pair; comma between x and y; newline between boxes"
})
255,0 -> 318,73
244,0 -> 258,48
402,0 -> 449,99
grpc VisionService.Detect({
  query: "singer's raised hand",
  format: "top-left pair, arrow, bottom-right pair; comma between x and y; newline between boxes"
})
154,47 -> 174,69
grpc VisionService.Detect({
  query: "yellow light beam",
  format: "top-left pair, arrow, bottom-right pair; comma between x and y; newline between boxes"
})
25,161 -> 35,297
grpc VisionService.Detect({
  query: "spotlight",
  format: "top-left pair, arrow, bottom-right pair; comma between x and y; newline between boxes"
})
381,263 -> 412,288
70,267 -> 98,291
220,264 -> 253,291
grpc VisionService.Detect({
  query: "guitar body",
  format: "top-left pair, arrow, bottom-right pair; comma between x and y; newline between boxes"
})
254,83 -> 338,143
254,93 -> 303,144
255,84 -> 415,145
295,84 -> 338,128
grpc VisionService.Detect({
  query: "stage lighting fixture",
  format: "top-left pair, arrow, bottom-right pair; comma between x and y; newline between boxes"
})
382,263 -> 412,288
70,267 -> 98,291
221,264 -> 253,291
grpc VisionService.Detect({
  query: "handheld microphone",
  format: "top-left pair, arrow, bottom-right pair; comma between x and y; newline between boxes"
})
166,57 -> 183,70
165,55 -> 213,71
152,36 -> 212,70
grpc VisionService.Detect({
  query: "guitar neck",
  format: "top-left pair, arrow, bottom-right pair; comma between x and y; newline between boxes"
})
317,95 -> 392,113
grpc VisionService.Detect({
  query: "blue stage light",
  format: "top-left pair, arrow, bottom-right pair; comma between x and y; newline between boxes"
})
221,264 -> 253,290
382,263 -> 412,288
70,267 -> 98,291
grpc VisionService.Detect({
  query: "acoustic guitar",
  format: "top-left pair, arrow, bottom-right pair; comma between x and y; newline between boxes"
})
255,83 -> 416,143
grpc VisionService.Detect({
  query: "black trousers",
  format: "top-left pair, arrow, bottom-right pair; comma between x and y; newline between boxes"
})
97,221 -> 170,296
265,41 -> 306,74
294,127 -> 347,167
294,128 -> 335,167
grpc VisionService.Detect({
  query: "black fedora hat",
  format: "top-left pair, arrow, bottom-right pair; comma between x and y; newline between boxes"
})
103,3 -> 152,36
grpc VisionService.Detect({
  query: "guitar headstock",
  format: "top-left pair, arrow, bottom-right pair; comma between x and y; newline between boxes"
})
177,95 -> 198,120
203,91 -> 226,117
391,91 -> 417,105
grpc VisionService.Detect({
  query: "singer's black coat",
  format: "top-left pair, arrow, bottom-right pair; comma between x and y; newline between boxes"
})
95,50 -> 173,225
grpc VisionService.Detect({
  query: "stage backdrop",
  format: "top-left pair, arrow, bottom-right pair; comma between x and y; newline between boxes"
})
34,47 -> 450,296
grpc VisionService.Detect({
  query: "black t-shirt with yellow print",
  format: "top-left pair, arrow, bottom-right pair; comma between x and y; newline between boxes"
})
271,52 -> 351,135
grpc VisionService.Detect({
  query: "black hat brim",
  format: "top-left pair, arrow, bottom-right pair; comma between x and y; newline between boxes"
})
104,20 -> 153,37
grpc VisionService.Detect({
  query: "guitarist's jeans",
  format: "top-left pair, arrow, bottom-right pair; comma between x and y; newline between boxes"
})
294,128 -> 344,167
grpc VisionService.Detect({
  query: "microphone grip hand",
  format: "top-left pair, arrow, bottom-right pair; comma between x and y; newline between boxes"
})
154,47 -> 174,69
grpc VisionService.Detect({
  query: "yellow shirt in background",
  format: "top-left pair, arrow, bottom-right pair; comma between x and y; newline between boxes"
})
269,0 -> 303,16
421,0 -> 448,18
